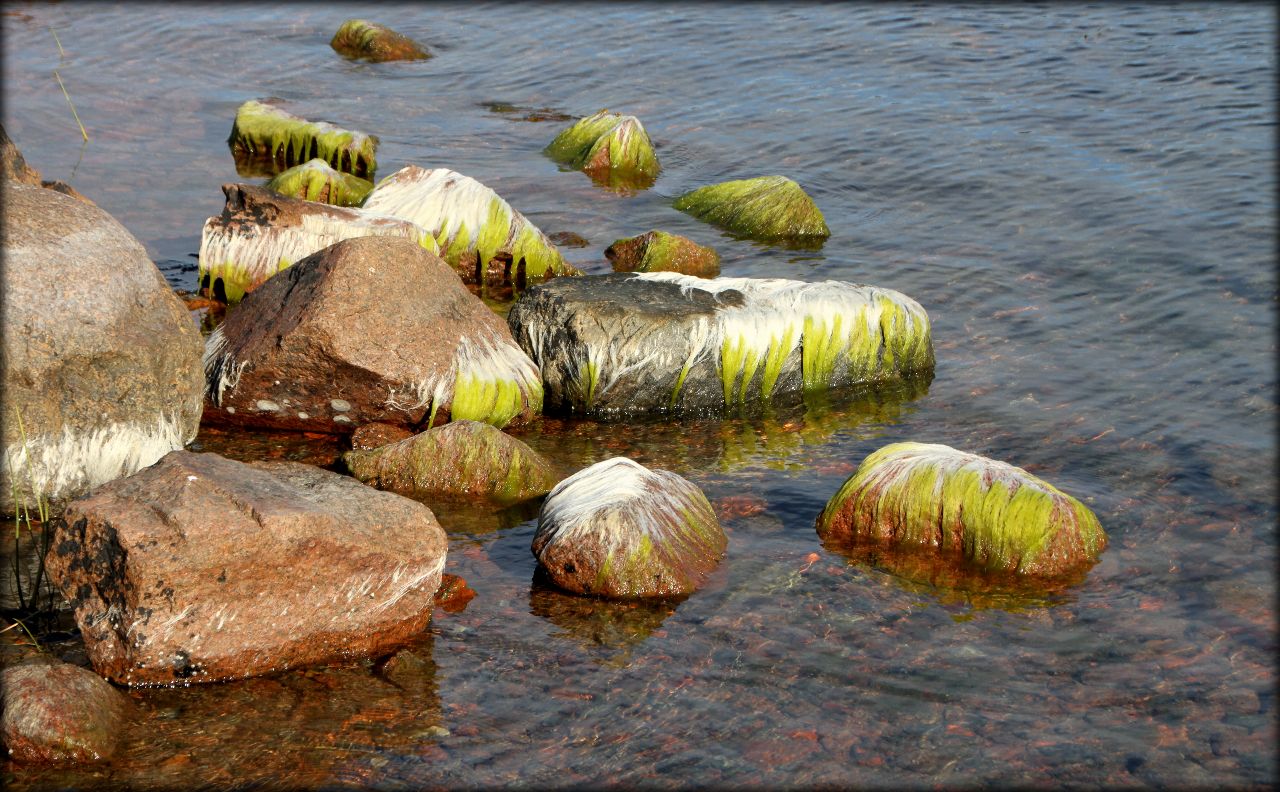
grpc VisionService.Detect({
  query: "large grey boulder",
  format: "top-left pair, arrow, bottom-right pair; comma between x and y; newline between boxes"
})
507,272 -> 934,417
1,183 -> 204,516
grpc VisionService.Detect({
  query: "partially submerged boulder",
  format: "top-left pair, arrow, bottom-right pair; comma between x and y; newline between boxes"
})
1,122 -> 42,185
265,158 -> 374,207
673,175 -> 829,241
531,457 -> 726,598
605,230 -> 720,277
1,184 -> 204,516
507,272 -> 933,416
44,450 -> 448,686
344,419 -> 560,505
197,183 -> 438,303
544,110 -> 659,190
815,442 -> 1107,578
0,658 -> 132,763
203,235 -> 542,432
228,99 -> 378,178
330,19 -> 430,62
361,165 -> 580,286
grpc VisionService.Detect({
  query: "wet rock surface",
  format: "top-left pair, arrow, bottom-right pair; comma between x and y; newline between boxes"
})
350,421 -> 415,450
1,183 -> 205,516
202,235 -> 542,433
531,457 -> 726,598
606,230 -> 720,277
544,110 -> 660,191
264,158 -> 374,207
44,450 -> 448,686
330,19 -> 430,62
1,657 -> 131,764
344,419 -> 561,505
228,99 -> 378,179
674,175 -> 830,241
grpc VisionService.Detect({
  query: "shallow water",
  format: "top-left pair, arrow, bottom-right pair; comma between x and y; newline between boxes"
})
2,2 -> 1275,788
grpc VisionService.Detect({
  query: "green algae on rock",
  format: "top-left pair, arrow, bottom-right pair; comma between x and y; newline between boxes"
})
198,184 -> 439,303
330,19 -> 429,62
265,159 -> 374,207
605,230 -> 720,277
544,110 -> 660,190
344,419 -> 560,505
673,175 -> 829,241
228,99 -> 378,178
816,442 -> 1107,579
531,457 -> 726,598
362,165 -> 580,285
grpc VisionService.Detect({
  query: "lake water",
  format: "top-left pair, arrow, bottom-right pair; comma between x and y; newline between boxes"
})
2,2 -> 1275,788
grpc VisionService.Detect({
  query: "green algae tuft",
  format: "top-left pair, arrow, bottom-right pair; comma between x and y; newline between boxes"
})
265,159 -> 374,207
673,175 -> 829,241
228,100 -> 378,179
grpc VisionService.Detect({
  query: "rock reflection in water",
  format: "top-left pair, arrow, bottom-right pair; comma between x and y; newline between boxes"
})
528,569 -> 680,664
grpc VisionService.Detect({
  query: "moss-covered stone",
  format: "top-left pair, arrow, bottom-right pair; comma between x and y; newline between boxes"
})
673,175 -> 829,241
531,457 -> 726,598
265,159 -> 374,207
228,100 -> 378,179
816,442 -> 1107,579
605,230 -> 719,277
330,19 -> 429,62
344,420 -> 559,505
544,110 -> 660,190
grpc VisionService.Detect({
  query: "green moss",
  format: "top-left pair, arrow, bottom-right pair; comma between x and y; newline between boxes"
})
510,225 -> 573,279
265,159 -> 373,207
760,326 -> 795,400
580,360 -> 600,409
669,360 -> 694,408
545,111 -> 660,190
228,100 -> 378,178
444,220 -> 474,265
802,313 -> 851,391
544,111 -> 621,165
451,374 -> 534,428
673,175 -> 830,240
330,19 -> 429,62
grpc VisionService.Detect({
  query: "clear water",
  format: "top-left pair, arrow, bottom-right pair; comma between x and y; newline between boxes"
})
2,2 -> 1275,788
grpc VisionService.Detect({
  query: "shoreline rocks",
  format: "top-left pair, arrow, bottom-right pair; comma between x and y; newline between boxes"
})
605,230 -> 720,277
228,99 -> 378,178
544,110 -> 660,190
674,175 -> 829,241
330,19 -> 429,62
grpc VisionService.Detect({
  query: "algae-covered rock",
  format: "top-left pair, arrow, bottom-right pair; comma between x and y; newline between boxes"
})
605,230 -> 720,278
362,165 -> 580,286
228,99 -> 378,178
330,19 -> 430,62
344,419 -> 560,505
265,158 -> 374,207
673,175 -> 829,241
531,457 -> 726,598
816,442 -> 1107,578
507,272 -> 933,416
544,110 -> 660,190
198,183 -> 438,303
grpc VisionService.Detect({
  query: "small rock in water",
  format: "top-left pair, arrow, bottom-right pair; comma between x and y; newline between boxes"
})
0,658 -> 132,763
605,230 -> 720,278
330,19 -> 430,62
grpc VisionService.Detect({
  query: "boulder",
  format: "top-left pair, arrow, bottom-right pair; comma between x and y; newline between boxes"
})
1,183 -> 204,516
361,165 -> 580,286
265,158 -> 374,207
44,450 -> 448,686
507,272 -> 933,416
0,658 -> 131,763
531,457 -> 726,598
202,235 -> 542,432
544,110 -> 659,190
197,183 -> 439,303
344,419 -> 560,505
815,442 -> 1108,578
673,175 -> 829,241
1,122 -> 42,185
228,99 -> 378,178
605,230 -> 720,277
330,19 -> 430,62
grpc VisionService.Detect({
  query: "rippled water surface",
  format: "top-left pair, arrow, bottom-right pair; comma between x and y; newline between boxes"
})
2,2 -> 1276,789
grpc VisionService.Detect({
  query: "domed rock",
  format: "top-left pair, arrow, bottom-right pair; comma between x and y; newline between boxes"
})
544,110 -> 660,190
673,175 -> 829,241
330,19 -> 430,62
605,230 -> 719,277
0,658 -> 132,763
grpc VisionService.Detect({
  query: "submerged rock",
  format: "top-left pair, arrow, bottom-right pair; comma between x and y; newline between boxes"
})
44,450 -> 448,686
0,658 -> 132,763
203,236 -> 542,432
1,183 -> 204,516
544,110 -> 660,190
265,158 -> 374,207
228,99 -> 378,178
344,419 -> 560,505
507,272 -> 933,416
816,442 -> 1107,578
330,19 -> 429,62
197,183 -> 438,303
531,457 -> 726,598
361,165 -> 580,286
605,230 -> 720,277
673,175 -> 829,241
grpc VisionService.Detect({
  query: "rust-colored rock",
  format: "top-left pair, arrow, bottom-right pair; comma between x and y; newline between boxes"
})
605,230 -> 720,277
330,19 -> 429,63
1,123 -> 42,185
1,658 -> 131,763
203,235 -> 543,434
44,450 -> 448,686
351,422 -> 415,450
433,573 -> 476,613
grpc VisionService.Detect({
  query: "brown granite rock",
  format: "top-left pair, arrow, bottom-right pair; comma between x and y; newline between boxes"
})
44,450 -> 448,686
202,235 -> 543,433
351,422 -> 415,450
605,230 -> 720,277
1,658 -> 131,763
